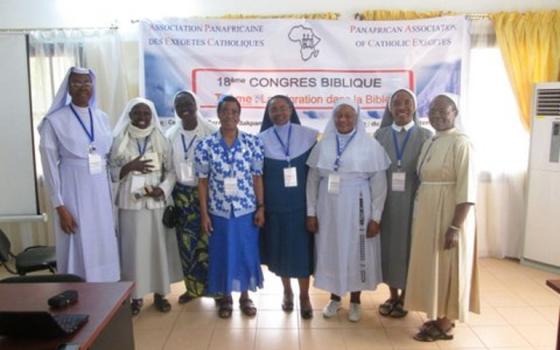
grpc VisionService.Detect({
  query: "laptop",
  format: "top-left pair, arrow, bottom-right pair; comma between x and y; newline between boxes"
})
0,311 -> 89,339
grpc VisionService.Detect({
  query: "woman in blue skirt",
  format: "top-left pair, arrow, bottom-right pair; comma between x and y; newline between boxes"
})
258,95 -> 318,319
195,95 -> 265,318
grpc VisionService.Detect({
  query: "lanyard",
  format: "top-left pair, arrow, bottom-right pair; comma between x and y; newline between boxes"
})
273,123 -> 292,164
334,130 -> 357,171
137,136 -> 149,156
69,104 -> 94,144
391,126 -> 414,168
180,134 -> 197,160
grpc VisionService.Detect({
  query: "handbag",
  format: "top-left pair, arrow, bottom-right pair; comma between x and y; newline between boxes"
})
162,205 -> 179,228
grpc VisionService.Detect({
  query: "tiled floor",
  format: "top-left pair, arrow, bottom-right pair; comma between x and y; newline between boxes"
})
128,258 -> 560,350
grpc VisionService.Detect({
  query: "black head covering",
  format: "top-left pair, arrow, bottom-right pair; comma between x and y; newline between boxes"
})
259,95 -> 301,132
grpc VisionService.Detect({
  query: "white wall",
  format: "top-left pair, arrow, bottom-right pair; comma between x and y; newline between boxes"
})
0,0 -> 558,29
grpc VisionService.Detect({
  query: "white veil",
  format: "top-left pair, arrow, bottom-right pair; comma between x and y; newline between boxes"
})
307,99 -> 390,173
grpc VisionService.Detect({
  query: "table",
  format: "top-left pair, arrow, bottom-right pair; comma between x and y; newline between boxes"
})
0,281 -> 134,350
546,279 -> 560,350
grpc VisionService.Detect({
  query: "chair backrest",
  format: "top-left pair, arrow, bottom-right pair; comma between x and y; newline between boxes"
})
0,229 -> 12,263
0,274 -> 85,284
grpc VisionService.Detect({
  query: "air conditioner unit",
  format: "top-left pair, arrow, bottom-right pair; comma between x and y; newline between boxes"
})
522,82 -> 560,272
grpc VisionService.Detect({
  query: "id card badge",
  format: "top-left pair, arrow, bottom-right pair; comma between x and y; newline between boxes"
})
179,161 -> 195,183
88,152 -> 103,175
130,175 -> 146,194
224,177 -> 238,196
392,171 -> 406,192
283,167 -> 298,187
327,174 -> 340,194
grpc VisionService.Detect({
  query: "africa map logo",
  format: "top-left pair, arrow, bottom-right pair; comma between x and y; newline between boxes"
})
288,25 -> 321,61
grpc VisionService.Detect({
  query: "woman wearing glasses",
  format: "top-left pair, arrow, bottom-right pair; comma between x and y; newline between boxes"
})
38,67 -> 120,282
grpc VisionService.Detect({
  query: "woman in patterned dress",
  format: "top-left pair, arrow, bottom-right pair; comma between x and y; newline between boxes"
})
195,95 -> 265,318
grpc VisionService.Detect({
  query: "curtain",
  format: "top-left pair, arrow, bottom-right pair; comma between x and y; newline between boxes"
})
467,18 -> 529,257
356,10 -> 451,21
219,12 -> 339,19
490,11 -> 560,130
0,29 -> 128,254
29,29 -> 129,124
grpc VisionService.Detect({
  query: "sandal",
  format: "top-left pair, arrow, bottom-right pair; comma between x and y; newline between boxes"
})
389,300 -> 408,318
178,292 -> 195,304
300,296 -> 313,320
282,293 -> 294,312
378,298 -> 396,316
239,297 -> 257,317
154,293 -> 171,313
414,322 -> 454,342
420,320 -> 456,332
131,298 -> 143,316
217,296 -> 233,319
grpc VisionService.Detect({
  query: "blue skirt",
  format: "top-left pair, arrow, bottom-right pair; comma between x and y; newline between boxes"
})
208,212 -> 264,294
260,153 -> 314,278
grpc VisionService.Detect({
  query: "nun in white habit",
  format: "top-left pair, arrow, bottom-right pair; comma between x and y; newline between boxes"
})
306,99 -> 390,322
38,66 -> 120,282
109,97 -> 182,315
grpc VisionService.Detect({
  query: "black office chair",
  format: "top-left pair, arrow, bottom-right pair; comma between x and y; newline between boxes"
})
0,229 -> 56,275
0,274 -> 84,283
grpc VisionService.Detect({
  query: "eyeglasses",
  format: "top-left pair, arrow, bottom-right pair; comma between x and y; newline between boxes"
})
69,81 -> 93,88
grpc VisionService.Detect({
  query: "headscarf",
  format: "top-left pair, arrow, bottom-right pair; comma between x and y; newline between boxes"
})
38,67 -> 111,158
307,99 -> 390,173
165,90 -> 217,140
259,95 -> 301,132
430,92 -> 465,133
258,95 -> 317,160
111,97 -> 168,162
380,88 -> 419,128
45,67 -> 97,117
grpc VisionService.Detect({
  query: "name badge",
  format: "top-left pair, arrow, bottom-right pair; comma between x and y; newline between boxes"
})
179,161 -> 195,184
283,167 -> 298,187
327,174 -> 340,194
130,175 -> 146,195
142,152 -> 161,171
224,177 -> 238,196
392,172 -> 406,192
88,152 -> 103,175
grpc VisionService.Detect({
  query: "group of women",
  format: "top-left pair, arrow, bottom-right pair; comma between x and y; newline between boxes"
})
39,66 -> 479,342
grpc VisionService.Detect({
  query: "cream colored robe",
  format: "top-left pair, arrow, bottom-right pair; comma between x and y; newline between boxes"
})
404,129 -> 480,322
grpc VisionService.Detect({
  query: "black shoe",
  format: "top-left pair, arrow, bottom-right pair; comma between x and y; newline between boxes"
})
178,292 -> 195,304
300,296 -> 313,319
154,293 -> 171,313
131,298 -> 143,316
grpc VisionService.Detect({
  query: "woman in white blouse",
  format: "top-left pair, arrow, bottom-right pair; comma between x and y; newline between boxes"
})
167,90 -> 217,304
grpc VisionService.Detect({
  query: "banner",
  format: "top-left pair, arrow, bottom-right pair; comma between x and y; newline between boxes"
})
140,16 -> 470,133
